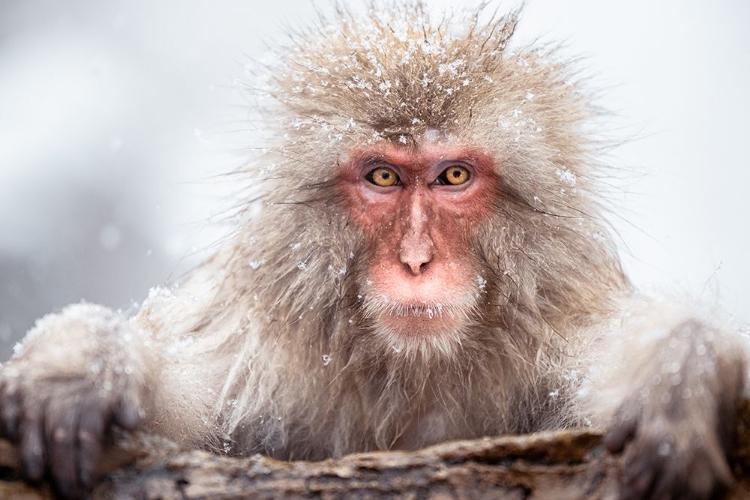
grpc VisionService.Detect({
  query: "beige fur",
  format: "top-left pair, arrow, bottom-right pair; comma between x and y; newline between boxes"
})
2,4 -> 746,497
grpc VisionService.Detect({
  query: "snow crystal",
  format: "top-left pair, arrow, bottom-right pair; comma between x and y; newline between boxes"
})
437,59 -> 464,76
475,275 -> 487,291
146,286 -> 173,302
423,129 -> 440,142
555,169 -> 577,186
166,336 -> 195,357
322,354 -> 332,366
249,260 -> 264,270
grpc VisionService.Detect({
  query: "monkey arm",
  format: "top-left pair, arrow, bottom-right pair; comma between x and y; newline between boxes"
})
585,298 -> 748,499
0,303 -> 156,498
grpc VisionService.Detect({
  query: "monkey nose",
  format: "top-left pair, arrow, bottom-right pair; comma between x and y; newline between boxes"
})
398,240 -> 434,276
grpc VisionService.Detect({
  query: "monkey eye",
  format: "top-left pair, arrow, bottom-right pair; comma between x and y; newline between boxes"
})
436,165 -> 471,186
366,167 -> 400,187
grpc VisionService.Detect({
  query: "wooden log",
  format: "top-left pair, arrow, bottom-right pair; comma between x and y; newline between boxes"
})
1,401 -> 749,499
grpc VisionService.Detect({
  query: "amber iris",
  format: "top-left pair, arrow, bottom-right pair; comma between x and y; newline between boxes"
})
440,165 -> 470,185
368,167 -> 399,187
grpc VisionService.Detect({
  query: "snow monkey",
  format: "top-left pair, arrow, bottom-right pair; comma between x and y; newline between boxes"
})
0,3 -> 746,499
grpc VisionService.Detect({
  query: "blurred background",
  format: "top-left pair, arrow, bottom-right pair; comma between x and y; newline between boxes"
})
0,0 -> 748,360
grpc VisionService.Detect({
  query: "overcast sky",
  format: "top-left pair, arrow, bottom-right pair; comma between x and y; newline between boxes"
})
0,0 -> 748,358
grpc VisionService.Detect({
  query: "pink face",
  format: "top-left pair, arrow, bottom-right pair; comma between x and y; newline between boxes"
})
338,142 -> 497,338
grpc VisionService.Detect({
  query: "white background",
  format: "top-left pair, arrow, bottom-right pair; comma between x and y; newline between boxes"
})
0,0 -> 748,359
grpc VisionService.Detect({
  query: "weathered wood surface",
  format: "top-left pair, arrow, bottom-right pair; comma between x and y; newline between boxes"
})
2,402 -> 750,499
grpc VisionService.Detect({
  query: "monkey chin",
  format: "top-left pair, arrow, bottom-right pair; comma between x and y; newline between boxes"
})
376,312 -> 470,359
380,308 -> 464,335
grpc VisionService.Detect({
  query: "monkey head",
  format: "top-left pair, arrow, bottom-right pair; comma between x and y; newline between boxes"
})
241,5 -> 625,363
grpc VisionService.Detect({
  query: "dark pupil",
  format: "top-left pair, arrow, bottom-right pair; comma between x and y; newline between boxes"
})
451,169 -> 461,178
381,171 -> 391,180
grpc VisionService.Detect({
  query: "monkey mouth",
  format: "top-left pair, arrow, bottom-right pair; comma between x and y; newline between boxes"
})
363,292 -> 476,318
381,302 -> 467,319
361,293 -> 477,338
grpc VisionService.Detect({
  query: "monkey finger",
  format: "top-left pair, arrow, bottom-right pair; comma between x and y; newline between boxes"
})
698,434 -> 734,487
19,406 -> 46,483
46,407 -> 80,499
0,382 -> 22,441
621,458 -> 658,500
644,459 -> 682,500
77,400 -> 105,488
677,448 -> 733,500
113,397 -> 142,430
603,405 -> 639,453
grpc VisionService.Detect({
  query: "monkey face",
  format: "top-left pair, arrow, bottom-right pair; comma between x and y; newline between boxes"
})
339,140 -> 497,342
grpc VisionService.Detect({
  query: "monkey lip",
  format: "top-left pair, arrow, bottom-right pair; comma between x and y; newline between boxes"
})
362,294 -> 475,337
380,302 -> 460,318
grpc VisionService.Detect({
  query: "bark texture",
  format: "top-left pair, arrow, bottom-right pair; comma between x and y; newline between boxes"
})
2,401 -> 750,499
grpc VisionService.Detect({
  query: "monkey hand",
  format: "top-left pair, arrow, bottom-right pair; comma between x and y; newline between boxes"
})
0,303 -> 152,498
603,320 -> 746,500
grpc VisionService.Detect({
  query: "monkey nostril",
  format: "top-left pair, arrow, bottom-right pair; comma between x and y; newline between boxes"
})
403,260 -> 430,275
